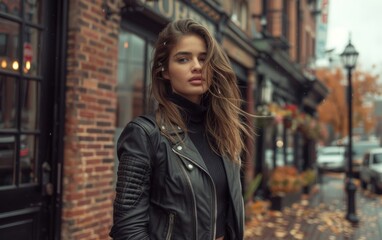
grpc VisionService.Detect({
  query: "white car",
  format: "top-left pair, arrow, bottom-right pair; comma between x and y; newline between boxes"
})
350,140 -> 380,176
360,148 -> 382,193
316,146 -> 346,172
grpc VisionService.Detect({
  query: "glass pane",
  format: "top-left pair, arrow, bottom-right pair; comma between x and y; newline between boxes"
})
0,76 -> 17,129
24,27 -> 41,76
21,79 -> 39,130
24,0 -> 42,24
117,31 -> 145,128
145,43 -> 156,113
0,19 -> 21,73
0,135 -> 16,187
20,134 -> 37,184
0,1 -> 21,17
286,130 -> 294,166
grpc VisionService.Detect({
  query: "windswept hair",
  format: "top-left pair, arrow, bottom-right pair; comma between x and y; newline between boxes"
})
151,19 -> 250,164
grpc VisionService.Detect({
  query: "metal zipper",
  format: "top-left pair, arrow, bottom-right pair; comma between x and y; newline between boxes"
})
166,213 -> 175,240
176,152 -> 198,240
172,149 -> 217,240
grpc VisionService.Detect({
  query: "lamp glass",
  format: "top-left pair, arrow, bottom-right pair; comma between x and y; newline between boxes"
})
261,80 -> 272,104
340,42 -> 359,69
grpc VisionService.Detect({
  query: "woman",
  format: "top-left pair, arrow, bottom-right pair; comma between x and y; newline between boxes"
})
110,19 -> 250,240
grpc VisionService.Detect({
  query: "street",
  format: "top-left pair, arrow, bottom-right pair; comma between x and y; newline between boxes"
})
245,172 -> 382,240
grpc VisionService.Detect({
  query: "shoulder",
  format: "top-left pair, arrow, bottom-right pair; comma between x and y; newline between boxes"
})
117,114 -> 161,158
130,114 -> 158,135
119,114 -> 158,142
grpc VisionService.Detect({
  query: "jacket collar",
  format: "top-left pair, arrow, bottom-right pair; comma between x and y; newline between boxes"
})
172,134 -> 209,172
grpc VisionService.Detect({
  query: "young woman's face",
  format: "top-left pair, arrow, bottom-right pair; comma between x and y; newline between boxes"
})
163,34 -> 209,104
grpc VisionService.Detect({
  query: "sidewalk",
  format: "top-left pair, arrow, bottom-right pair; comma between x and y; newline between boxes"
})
244,173 -> 382,240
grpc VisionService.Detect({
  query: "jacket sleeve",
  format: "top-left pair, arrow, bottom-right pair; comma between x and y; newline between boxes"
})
109,121 -> 153,240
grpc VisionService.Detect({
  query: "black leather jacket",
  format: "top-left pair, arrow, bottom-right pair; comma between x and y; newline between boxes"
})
110,115 -> 244,240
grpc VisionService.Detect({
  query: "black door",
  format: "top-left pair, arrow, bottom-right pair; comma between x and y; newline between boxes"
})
0,1 -> 66,239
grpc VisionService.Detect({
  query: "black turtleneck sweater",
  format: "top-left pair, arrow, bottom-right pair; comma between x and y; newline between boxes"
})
168,93 -> 229,238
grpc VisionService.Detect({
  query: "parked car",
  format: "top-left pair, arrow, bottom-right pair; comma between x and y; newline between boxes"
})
316,146 -> 346,172
350,140 -> 380,177
359,148 -> 382,193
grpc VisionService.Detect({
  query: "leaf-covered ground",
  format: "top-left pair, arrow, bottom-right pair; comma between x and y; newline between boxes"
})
245,173 -> 382,240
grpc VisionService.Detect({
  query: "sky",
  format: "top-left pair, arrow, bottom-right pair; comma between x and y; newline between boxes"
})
325,0 -> 382,74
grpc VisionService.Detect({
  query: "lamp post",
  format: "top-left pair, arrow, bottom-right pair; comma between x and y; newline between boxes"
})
340,37 -> 359,224
255,78 -> 273,197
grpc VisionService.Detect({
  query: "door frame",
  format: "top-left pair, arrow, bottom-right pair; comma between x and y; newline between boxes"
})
41,0 -> 68,239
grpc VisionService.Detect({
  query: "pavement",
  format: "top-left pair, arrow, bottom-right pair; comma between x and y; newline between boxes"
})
244,172 -> 382,240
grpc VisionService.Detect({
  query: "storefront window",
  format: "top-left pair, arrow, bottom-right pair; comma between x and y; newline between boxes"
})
0,77 -> 17,129
231,0 -> 248,30
24,27 -> 42,76
118,32 -> 143,126
21,79 -> 39,130
24,0 -> 42,24
0,19 -> 21,74
114,29 -> 155,182
117,30 -> 154,127
286,128 -> 294,165
0,1 -> 21,17
19,134 -> 38,185
0,5 -> 42,187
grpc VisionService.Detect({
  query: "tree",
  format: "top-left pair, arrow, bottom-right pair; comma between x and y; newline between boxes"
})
352,70 -> 380,134
316,67 -> 381,139
316,68 -> 348,138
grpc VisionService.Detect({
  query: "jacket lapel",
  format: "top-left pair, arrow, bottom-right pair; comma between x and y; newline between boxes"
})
162,123 -> 209,172
172,135 -> 209,172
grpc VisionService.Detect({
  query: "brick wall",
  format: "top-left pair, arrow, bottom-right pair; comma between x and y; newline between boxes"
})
62,0 -> 120,239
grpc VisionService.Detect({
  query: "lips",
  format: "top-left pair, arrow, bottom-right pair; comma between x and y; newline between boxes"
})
188,76 -> 203,82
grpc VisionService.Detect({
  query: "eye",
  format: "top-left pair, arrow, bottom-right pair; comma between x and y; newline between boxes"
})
198,54 -> 207,63
198,57 -> 206,63
177,57 -> 189,63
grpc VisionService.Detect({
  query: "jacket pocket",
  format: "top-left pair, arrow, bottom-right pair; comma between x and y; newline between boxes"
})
165,212 -> 175,240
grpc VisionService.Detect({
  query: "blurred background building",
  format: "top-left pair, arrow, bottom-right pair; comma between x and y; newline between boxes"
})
0,0 -> 329,239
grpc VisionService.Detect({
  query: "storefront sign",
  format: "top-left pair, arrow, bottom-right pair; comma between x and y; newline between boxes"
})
23,42 -> 33,62
144,0 -> 216,35
315,0 -> 329,60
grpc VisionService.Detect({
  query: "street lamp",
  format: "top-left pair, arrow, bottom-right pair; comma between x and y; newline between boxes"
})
255,78 -> 273,198
340,36 -> 359,224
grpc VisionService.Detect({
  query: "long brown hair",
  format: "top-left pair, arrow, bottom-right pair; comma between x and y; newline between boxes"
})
151,19 -> 250,163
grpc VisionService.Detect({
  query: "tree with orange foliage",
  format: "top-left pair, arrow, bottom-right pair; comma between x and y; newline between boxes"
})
316,67 -> 381,140
352,70 -> 381,134
316,68 -> 348,138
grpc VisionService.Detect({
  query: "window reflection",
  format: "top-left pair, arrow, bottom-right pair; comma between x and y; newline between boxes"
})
0,19 -> 20,73
0,135 -> 16,187
145,44 -> 156,112
0,0 -> 21,17
286,129 -> 294,166
20,134 -> 37,184
114,30 -> 155,183
0,134 -> 37,186
24,0 -> 42,24
117,31 -> 146,127
0,76 -> 17,129
24,26 -> 41,76
21,80 -> 39,130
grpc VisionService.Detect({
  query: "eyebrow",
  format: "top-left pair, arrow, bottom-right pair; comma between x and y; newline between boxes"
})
173,51 -> 207,57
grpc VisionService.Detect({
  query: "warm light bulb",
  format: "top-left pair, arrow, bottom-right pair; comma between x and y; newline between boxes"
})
26,61 -> 31,70
124,41 -> 129,48
1,60 -> 6,68
12,61 -> 19,70
276,140 -> 284,148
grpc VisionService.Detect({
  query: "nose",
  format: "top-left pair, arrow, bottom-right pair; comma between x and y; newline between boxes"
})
192,58 -> 202,71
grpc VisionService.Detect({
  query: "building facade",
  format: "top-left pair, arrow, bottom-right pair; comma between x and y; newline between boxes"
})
0,0 -> 327,239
